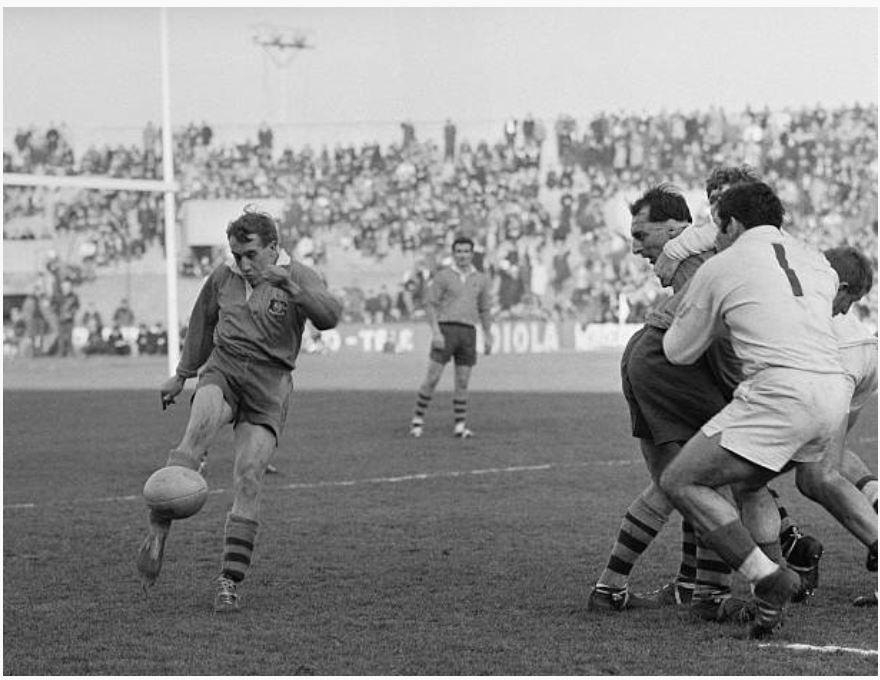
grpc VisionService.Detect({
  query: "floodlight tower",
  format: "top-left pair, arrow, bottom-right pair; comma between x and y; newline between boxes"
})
251,24 -> 315,127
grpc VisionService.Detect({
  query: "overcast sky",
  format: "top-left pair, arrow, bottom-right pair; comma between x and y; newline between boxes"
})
3,6 -> 878,147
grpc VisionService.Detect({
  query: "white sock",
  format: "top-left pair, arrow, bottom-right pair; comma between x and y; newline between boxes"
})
739,547 -> 779,583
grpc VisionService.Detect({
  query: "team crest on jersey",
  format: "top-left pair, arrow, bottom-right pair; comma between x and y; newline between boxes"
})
268,299 -> 288,317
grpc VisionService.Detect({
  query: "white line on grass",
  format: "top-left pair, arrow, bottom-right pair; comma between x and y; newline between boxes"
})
3,459 -> 634,510
758,643 -> 878,657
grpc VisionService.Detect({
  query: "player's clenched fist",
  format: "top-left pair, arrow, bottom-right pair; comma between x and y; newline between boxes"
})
262,265 -> 304,299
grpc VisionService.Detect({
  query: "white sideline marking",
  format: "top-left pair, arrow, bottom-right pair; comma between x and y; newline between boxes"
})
758,643 -> 878,657
3,459 -> 634,510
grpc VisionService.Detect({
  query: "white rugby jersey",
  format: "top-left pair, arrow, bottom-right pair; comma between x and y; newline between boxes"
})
664,226 -> 843,378
833,312 -> 878,410
663,220 -> 719,260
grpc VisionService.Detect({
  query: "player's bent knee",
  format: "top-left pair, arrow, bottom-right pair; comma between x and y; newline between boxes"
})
795,465 -> 833,501
658,466 -> 684,504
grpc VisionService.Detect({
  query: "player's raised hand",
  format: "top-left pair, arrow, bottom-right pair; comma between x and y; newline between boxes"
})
160,374 -> 185,410
262,265 -> 303,297
654,251 -> 680,288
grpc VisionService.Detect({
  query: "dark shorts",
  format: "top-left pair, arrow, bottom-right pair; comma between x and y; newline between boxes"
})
197,347 -> 293,443
430,322 -> 477,367
621,326 -> 728,446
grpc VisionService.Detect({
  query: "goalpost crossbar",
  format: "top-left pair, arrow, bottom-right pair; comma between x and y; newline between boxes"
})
3,172 -> 178,194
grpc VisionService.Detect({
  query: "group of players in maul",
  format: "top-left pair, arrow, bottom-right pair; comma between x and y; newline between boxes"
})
135,162 -> 877,641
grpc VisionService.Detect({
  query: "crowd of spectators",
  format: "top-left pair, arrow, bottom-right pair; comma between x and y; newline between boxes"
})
4,103 -> 877,330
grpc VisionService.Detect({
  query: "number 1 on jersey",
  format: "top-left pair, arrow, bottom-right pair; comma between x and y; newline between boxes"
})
772,243 -> 803,296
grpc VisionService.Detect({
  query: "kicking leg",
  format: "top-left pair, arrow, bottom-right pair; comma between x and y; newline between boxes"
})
138,385 -> 232,589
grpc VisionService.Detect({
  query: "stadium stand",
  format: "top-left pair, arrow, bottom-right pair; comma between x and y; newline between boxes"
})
3,104 -> 877,356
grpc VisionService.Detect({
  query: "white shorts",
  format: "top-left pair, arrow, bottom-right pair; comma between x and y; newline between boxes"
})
840,339 -> 878,421
701,367 -> 852,472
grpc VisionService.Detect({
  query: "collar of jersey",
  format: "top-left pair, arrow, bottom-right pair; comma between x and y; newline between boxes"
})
736,225 -> 783,244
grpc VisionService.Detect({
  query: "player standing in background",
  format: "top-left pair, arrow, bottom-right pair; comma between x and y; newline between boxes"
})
136,209 -> 342,612
409,236 -> 493,439
660,182 -> 859,637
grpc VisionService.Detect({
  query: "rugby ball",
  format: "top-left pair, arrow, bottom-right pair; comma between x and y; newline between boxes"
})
143,465 -> 208,519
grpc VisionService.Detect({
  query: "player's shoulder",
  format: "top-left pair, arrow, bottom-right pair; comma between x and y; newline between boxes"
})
692,247 -> 734,279
289,259 -> 326,285
207,262 -> 235,285
430,265 -> 455,281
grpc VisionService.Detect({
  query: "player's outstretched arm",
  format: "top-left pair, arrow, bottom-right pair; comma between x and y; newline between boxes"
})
175,267 -> 224,380
662,220 -> 719,261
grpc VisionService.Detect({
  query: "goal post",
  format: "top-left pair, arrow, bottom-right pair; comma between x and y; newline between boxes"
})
2,8 -> 182,374
2,170 -> 182,374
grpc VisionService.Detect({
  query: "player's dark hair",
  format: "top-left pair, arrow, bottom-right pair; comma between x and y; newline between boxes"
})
452,236 -> 475,251
705,165 -> 761,200
629,184 -> 692,224
715,181 -> 784,230
226,207 -> 278,247
824,246 -> 874,298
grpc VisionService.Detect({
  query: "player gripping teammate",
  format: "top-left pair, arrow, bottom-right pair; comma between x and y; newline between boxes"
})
136,208 -> 342,612
653,165 -> 832,600
656,179 -> 879,598
409,236 -> 493,439
589,184 -> 754,622
659,181 -> 862,637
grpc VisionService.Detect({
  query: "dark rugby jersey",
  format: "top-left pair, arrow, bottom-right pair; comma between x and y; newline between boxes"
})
426,265 -> 493,332
176,253 -> 341,376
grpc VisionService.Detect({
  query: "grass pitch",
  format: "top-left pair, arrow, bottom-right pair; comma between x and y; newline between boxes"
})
3,358 -> 878,675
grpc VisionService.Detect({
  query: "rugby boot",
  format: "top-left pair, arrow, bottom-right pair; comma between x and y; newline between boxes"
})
409,421 -> 423,438
136,511 -> 172,589
690,591 -> 756,624
587,585 -> 661,612
652,580 -> 693,606
748,566 -> 801,639
453,423 -> 474,439
781,526 -> 823,602
213,575 -> 240,613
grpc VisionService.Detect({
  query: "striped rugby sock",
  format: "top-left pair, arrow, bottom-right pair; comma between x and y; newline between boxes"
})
453,397 -> 467,429
221,513 -> 259,584
704,520 -> 778,583
597,494 -> 670,589
693,538 -> 732,600
677,520 -> 697,591
412,391 -> 432,425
